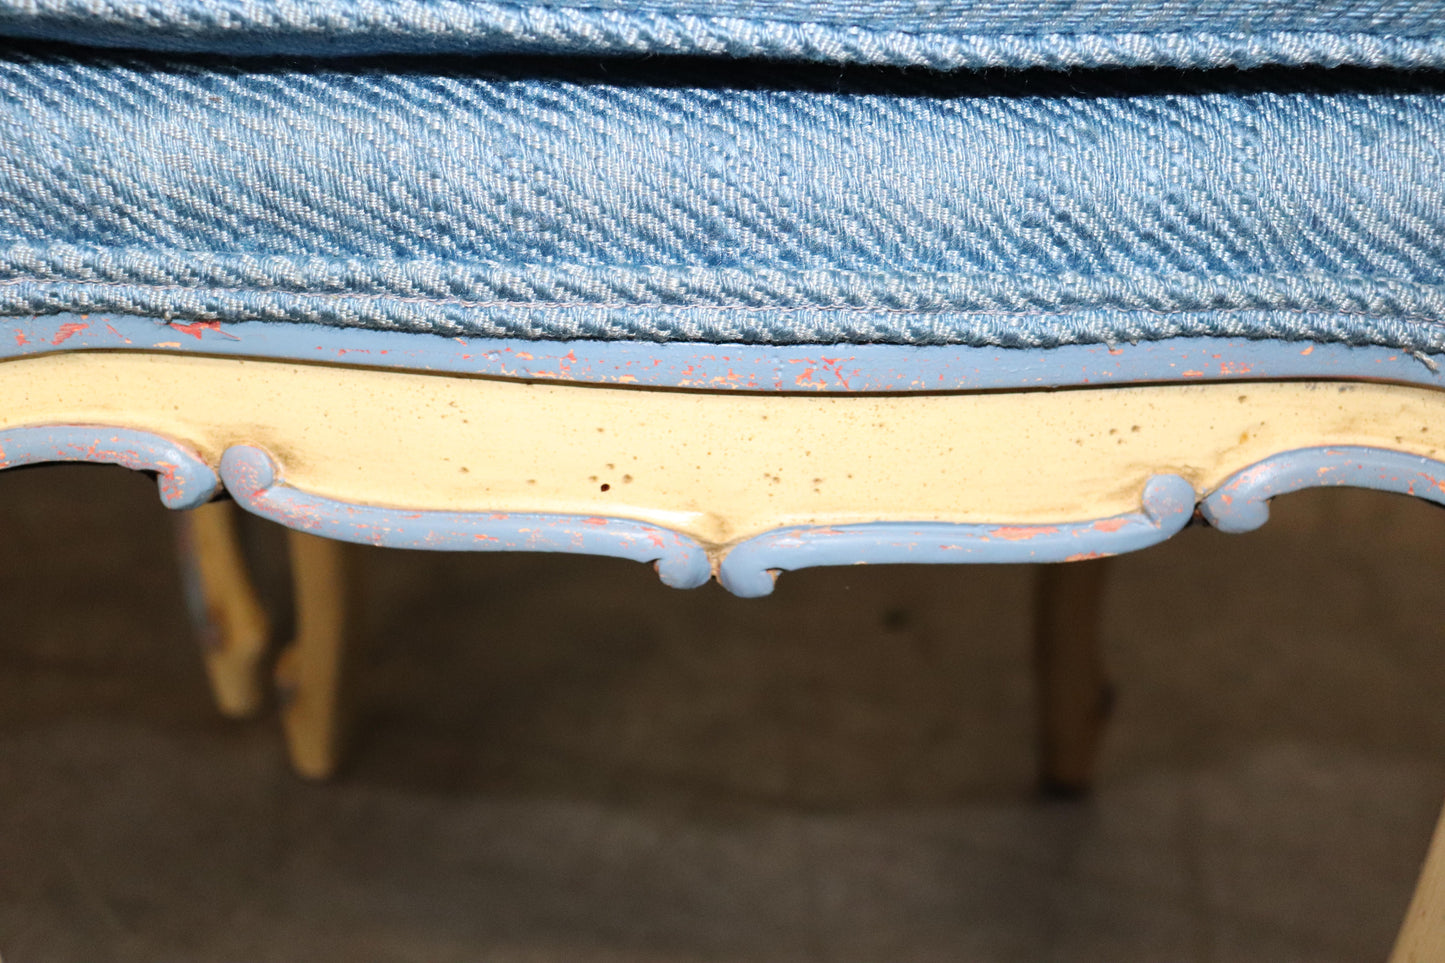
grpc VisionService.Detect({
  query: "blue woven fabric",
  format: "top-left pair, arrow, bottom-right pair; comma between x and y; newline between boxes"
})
5,0 -> 1445,71
4,48 -> 1445,350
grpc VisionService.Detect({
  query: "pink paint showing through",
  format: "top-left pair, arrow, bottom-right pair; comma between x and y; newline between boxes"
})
990,525 -> 1062,541
51,321 -> 89,345
169,320 -> 239,341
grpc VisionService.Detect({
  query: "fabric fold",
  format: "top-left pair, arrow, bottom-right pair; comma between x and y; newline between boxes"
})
3,0 -> 1445,71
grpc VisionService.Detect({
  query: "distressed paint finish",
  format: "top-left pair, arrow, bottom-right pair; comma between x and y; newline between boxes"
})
717,475 -> 1194,597
4,422 -> 1445,595
218,445 -> 713,589
17,354 -> 1445,540
1201,447 -> 1445,533
4,314 -> 1444,394
0,424 -> 218,508
6,352 -> 1445,592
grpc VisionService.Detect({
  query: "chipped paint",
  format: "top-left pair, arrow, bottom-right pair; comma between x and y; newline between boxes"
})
218,446 -> 712,589
169,320 -> 239,341
6,315 -> 1445,395
1202,446 -> 1445,532
990,525 -> 1062,541
50,320 -> 89,345
717,475 -> 1196,597
0,425 -> 217,508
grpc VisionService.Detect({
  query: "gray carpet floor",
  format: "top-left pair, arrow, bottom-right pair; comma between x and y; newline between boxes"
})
0,463 -> 1442,962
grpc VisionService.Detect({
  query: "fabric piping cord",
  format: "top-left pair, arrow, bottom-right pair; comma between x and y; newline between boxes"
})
5,0 -> 1445,71
4,49 -> 1445,349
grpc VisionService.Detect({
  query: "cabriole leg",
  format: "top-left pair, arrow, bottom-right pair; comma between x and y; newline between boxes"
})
176,499 -> 270,718
277,530 -> 349,780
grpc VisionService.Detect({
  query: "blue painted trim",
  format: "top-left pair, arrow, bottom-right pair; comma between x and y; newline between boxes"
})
717,474 -> 1196,597
3,314 -> 1443,394
217,445 -> 713,589
1201,446 -> 1445,533
0,424 -> 218,509
5,422 -> 1445,596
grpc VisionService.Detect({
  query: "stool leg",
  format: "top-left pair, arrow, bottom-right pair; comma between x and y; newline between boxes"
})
176,500 -> 270,718
1033,557 -> 1115,796
1390,797 -> 1445,962
277,530 -> 349,780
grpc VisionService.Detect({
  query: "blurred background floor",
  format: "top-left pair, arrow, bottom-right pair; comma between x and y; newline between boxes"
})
0,463 -> 1442,962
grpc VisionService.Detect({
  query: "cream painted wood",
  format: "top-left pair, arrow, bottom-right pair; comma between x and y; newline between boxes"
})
277,529 -> 348,780
1391,798 -> 1445,962
5,352 -> 1445,546
176,500 -> 270,718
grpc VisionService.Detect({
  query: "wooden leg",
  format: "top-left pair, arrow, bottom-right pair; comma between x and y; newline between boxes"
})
276,529 -> 349,780
1390,797 -> 1445,962
175,500 -> 270,718
1033,557 -> 1115,796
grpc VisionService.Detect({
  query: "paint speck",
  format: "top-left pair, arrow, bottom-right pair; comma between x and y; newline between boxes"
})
459,466 -> 469,473
1131,425 -> 1140,432
600,483 -> 610,492
622,474 -> 633,483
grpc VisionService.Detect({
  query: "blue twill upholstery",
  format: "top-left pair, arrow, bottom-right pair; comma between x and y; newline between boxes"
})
3,2 -> 1445,351
5,0 -> 1445,70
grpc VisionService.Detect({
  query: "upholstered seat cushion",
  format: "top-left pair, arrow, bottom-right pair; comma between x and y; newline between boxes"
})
4,47 -> 1445,352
